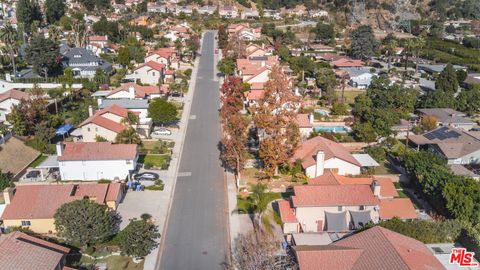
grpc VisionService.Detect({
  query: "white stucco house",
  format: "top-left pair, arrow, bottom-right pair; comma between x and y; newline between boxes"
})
0,89 -> 30,123
341,67 -> 377,89
125,61 -> 165,85
291,136 -> 362,178
57,142 -> 138,181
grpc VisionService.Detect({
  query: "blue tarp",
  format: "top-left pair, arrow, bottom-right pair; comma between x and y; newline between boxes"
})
56,124 -> 73,136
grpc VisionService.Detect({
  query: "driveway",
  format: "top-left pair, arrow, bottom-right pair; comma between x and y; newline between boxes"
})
117,190 -> 169,230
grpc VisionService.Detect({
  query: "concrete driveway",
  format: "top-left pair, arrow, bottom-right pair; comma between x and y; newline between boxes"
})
150,128 -> 180,140
117,190 -> 170,230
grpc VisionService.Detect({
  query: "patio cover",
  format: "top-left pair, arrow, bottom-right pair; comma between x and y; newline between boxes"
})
352,154 -> 380,167
350,210 -> 372,229
56,124 -> 73,136
325,211 -> 348,232
36,155 -> 59,169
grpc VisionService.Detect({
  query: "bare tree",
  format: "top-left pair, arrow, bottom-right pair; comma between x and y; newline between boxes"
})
231,230 -> 298,270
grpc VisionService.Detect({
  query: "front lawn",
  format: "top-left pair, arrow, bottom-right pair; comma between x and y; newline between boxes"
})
140,140 -> 174,155
79,255 -> 144,270
237,192 -> 292,214
138,154 -> 171,170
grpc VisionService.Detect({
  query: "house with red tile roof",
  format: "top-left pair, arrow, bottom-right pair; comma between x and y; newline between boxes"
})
291,136 -> 362,178
331,58 -> 365,68
0,231 -> 72,269
125,61 -> 166,85
1,182 -> 124,233
107,82 -> 165,100
277,170 -> 417,234
295,114 -> 314,139
56,142 -> 138,181
293,226 -> 445,270
79,104 -> 150,142
0,89 -> 30,123
245,43 -> 273,58
145,47 -> 178,69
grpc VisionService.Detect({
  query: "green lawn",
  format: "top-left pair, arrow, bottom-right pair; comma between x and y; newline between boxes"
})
140,140 -> 174,155
29,154 -> 48,168
335,90 -> 364,104
138,154 -> 171,170
80,255 -> 143,270
374,160 -> 399,175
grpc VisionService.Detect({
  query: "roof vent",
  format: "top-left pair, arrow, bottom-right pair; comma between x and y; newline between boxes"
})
70,185 -> 79,196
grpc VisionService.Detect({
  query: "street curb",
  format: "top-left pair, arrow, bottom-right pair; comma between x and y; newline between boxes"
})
153,33 -> 204,269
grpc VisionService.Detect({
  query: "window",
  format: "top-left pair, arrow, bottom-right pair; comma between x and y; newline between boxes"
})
152,72 -> 156,76
359,205 -> 365,210
126,160 -> 132,164
21,220 -> 31,226
337,206 -> 343,211
87,128 -> 91,132
95,127 -> 98,132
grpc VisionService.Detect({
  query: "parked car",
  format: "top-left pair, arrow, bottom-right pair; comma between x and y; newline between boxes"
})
134,172 -> 160,181
152,128 -> 172,136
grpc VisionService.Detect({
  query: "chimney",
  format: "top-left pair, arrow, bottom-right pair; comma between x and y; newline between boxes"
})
261,61 -> 265,67
308,113 -> 314,124
97,98 -> 103,107
128,86 -> 135,99
3,187 -> 15,205
315,151 -> 325,177
372,180 -> 381,197
88,105 -> 94,117
56,142 -> 64,157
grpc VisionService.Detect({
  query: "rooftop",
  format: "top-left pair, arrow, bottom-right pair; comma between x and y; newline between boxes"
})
292,185 -> 379,207
416,108 -> 474,125
57,142 -> 137,161
0,89 -> 30,103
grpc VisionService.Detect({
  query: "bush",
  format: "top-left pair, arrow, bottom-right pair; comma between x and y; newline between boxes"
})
145,185 -> 164,191
144,162 -> 153,170
140,213 -> 152,220
97,179 -> 112,184
366,146 -> 386,162
184,69 -> 192,78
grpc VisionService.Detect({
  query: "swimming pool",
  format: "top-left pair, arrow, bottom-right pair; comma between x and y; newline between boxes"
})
313,126 -> 348,133
314,109 -> 330,116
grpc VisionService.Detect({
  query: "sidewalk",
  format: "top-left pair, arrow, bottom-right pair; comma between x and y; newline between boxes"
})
142,39 -> 203,270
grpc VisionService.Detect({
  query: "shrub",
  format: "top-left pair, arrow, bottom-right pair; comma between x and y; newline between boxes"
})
184,69 -> 192,78
145,185 -> 164,191
144,162 -> 153,169
140,213 -> 152,220
366,146 -> 386,162
97,179 -> 111,184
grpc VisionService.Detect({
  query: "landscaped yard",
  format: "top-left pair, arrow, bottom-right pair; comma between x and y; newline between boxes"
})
80,255 -> 144,270
138,154 -> 171,170
335,90 -> 364,104
30,154 -> 48,168
374,160 -> 399,175
237,192 -> 292,214
140,140 -> 174,155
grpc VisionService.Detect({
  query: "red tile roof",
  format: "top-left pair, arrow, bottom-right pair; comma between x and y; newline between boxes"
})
79,104 -> 134,133
277,200 -> 297,223
88,35 -> 108,42
136,61 -> 166,71
295,114 -> 313,128
376,178 -> 399,197
379,198 -> 417,220
291,136 -> 361,169
1,183 -> 122,220
331,58 -> 365,68
294,226 -> 445,270
244,89 -> 265,101
107,83 -> 161,98
58,142 -> 137,161
0,89 -> 30,103
0,231 -> 70,270
292,185 -> 379,207
147,47 -> 176,58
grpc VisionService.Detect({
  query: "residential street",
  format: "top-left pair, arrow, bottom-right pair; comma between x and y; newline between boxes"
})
157,31 -> 228,270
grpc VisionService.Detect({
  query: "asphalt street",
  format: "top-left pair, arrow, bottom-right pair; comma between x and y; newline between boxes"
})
158,31 -> 228,270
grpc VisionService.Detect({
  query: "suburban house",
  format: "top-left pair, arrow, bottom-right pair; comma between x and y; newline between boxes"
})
409,126 -> 480,165
236,56 -> 279,84
416,108 -> 475,131
295,114 -> 314,139
279,170 -> 416,234
98,98 -> 149,119
0,89 -> 30,123
79,104 -> 151,141
241,8 -> 260,19
245,43 -> 273,58
341,67 -> 377,89
144,47 -> 178,69
61,47 -> 113,77
293,226 -> 445,270
418,63 -> 467,74
291,136 -> 362,177
106,82 -> 165,100
219,5 -> 238,18
87,35 -> 109,56
0,231 -> 72,270
228,23 -> 261,40
1,182 -> 124,233
126,61 -> 166,85
331,58 -> 365,68
56,142 -> 138,181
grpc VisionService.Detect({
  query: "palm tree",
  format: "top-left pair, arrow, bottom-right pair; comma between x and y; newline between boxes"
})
385,39 -> 398,73
0,22 -> 18,76
247,183 -> 269,231
115,127 -> 142,145
404,38 -> 415,71
414,37 -> 426,75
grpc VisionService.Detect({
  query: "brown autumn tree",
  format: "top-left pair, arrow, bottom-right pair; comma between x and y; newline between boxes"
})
224,33 -> 246,59
420,115 -> 437,132
253,66 -> 300,178
220,76 -> 249,185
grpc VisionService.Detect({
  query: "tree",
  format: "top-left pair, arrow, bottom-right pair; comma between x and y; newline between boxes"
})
436,63 -> 458,94
246,183 -> 269,229
253,66 -> 299,177
420,115 -> 437,131
0,170 -> 12,191
95,135 -> 108,142
148,99 -> 178,125
69,13 -> 87,47
26,35 -> 60,78
63,68 -> 74,89
0,22 -> 18,76
45,0 -> 65,24
311,23 -> 334,43
316,68 -> 337,104
352,122 -> 377,142
16,0 -> 42,30
78,0 -> 110,11
218,58 -> 236,75
118,219 -> 160,258
54,199 -> 115,247
117,47 -> 131,67
7,93 -> 49,135
232,230 -> 298,270
115,127 -> 142,145
349,25 -> 378,59
385,39 -> 398,72
456,85 -> 480,115
218,24 -> 228,49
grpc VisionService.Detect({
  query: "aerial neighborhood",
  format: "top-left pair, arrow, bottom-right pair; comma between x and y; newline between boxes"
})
0,0 -> 479,269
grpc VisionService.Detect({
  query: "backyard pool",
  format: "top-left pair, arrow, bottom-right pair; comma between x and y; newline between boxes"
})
313,126 -> 348,133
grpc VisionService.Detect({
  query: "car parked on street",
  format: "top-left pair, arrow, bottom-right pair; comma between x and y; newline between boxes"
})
152,128 -> 172,136
134,172 -> 160,181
